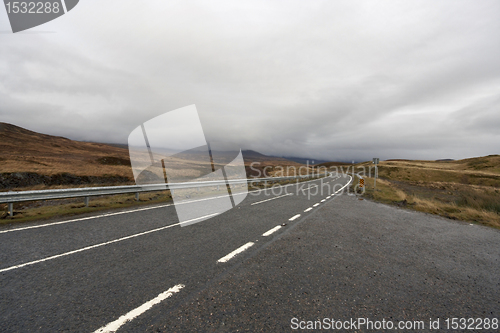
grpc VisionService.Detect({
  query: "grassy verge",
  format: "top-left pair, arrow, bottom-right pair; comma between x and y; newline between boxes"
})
357,175 -> 500,229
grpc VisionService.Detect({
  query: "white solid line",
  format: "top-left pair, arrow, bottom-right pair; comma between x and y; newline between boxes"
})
0,204 -> 174,235
334,187 -> 345,194
304,207 -> 313,212
93,284 -> 184,333
217,242 -> 254,263
289,214 -> 301,221
262,225 -> 282,237
251,193 -> 292,206
313,203 -> 320,207
0,213 -> 218,273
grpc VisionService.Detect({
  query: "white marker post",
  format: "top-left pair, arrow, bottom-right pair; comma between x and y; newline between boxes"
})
373,158 -> 379,191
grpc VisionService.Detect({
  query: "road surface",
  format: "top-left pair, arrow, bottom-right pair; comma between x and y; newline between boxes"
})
1,174 -> 499,332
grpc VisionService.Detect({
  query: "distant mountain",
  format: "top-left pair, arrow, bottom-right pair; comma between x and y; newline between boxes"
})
315,161 -> 352,168
242,150 -> 297,163
280,156 -> 328,165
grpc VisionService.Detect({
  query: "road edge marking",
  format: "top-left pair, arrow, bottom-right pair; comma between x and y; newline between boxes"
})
2,175 -> 337,234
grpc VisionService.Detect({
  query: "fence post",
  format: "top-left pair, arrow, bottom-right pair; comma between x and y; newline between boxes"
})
8,203 -> 13,217
135,192 -> 140,201
84,197 -> 89,207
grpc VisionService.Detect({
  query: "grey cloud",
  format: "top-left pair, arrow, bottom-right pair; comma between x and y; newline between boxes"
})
0,0 -> 499,162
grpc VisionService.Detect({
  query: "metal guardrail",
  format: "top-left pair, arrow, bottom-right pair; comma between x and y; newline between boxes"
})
1,174 -> 326,217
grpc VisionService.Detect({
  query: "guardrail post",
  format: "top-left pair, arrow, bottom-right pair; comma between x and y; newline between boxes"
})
8,203 -> 13,217
135,192 -> 140,201
84,197 -> 89,207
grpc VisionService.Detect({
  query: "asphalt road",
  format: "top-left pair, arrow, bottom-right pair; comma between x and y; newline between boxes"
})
1,174 -> 499,332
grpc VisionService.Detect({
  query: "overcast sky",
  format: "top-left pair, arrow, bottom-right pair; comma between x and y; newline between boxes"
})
1,0 -> 499,162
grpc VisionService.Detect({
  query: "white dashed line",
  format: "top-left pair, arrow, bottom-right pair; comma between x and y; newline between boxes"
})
262,225 -> 282,237
93,284 -> 185,333
251,193 -> 292,206
304,207 -> 313,212
217,242 -> 254,263
313,203 -> 320,207
321,199 -> 326,202
289,214 -> 301,221
0,213 -> 218,273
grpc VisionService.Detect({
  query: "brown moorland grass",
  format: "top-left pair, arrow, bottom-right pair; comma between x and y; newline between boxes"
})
352,156 -> 500,229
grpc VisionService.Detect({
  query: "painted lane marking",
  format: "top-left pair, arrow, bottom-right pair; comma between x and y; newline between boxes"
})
289,214 -> 301,221
313,203 -> 320,207
262,225 -> 282,237
251,193 -> 292,206
217,242 -> 254,263
93,284 -> 185,333
0,213 -> 218,273
321,199 -> 326,202
304,207 -> 313,212
334,187 -> 346,194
